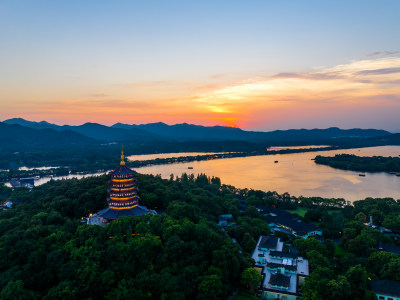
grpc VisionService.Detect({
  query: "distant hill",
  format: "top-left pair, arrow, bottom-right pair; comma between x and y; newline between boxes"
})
3,118 -> 392,145
4,119 -> 161,142
61,123 -> 160,142
260,127 -> 391,144
3,118 -> 60,130
367,133 -> 400,145
0,123 -> 99,152
112,122 -> 257,141
113,122 -> 390,143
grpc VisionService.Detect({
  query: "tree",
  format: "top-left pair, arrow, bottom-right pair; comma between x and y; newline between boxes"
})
380,258 -> 400,281
345,265 -> 368,299
355,212 -> 367,223
364,290 -> 378,300
302,290 -> 322,300
368,251 -> 397,277
198,274 -> 223,297
326,275 -> 351,300
0,280 -> 39,300
302,267 -> 334,299
306,250 -> 330,271
294,238 -> 326,256
241,268 -> 262,290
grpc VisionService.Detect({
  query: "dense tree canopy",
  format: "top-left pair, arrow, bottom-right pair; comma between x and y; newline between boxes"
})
315,154 -> 400,173
0,174 -> 262,299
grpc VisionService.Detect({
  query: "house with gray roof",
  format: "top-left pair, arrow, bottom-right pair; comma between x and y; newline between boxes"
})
370,280 -> 400,300
252,235 -> 309,300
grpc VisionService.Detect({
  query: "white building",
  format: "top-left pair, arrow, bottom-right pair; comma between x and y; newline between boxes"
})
252,235 -> 309,300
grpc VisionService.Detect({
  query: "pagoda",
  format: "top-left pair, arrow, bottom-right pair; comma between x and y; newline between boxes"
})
97,148 -> 155,221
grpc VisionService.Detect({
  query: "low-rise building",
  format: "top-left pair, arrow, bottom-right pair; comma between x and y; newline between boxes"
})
252,235 -> 309,300
218,214 -> 235,227
370,280 -> 400,300
0,200 -> 14,209
258,206 -> 321,239
10,178 -> 35,189
378,242 -> 400,256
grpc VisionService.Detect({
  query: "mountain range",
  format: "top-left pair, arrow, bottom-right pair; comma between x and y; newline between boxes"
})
1,118 -> 397,153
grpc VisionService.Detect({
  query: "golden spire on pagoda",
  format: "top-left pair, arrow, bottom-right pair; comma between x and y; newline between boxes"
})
120,145 -> 125,165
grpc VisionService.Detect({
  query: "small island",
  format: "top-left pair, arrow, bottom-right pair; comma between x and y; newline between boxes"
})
314,154 -> 400,173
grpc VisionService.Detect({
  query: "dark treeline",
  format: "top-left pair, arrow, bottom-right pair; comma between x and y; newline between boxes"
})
229,185 -> 400,299
1,172 -> 400,299
0,173 -> 271,299
315,154 -> 400,173
1,145 -> 349,182
2,130 -> 393,170
0,140 -> 265,169
295,197 -> 400,299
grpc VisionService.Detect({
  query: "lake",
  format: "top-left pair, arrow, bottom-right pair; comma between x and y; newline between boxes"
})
135,146 -> 400,202
11,146 -> 400,202
127,152 -> 224,161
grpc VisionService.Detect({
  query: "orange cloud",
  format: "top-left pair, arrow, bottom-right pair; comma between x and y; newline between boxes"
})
1,56 -> 399,129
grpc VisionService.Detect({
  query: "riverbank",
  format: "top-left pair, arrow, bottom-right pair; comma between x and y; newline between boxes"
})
0,145 -> 339,182
3,146 -> 400,202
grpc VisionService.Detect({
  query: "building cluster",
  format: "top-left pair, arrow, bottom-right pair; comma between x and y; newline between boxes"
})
9,177 -> 35,189
84,148 -> 399,300
257,206 -> 322,239
252,235 -> 309,300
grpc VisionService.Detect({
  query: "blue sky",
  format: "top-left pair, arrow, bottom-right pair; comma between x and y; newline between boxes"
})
1,0 -> 399,131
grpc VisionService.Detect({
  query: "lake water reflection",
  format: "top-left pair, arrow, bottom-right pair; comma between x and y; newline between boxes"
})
127,152 -> 224,161
136,146 -> 400,202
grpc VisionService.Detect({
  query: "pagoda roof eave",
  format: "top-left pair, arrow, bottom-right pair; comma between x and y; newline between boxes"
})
109,165 -> 136,176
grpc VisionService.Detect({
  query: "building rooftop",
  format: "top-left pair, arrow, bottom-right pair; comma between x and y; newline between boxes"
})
370,280 -> 400,297
252,235 -> 309,295
378,242 -> 400,255
98,205 -> 153,219
269,273 -> 291,288
109,164 -> 137,176
258,206 -> 320,236
267,262 -> 297,272
270,251 -> 298,260
259,236 -> 279,250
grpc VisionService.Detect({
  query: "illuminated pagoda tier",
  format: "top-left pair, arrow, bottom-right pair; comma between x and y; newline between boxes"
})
97,149 -> 154,220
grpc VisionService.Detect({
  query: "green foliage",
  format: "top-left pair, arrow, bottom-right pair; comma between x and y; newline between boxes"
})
293,238 -> 326,256
345,265 -> 368,299
198,274 -> 223,297
315,154 -> 400,173
380,257 -> 400,281
302,267 -> 334,299
240,268 -> 262,289
2,169 -> 400,299
0,174 -> 252,299
326,275 -> 351,300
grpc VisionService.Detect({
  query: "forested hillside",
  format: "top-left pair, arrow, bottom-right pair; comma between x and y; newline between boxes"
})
0,174 -> 268,299
1,173 -> 400,299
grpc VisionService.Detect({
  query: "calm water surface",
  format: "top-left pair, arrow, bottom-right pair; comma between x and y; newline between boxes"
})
136,146 -> 400,202
127,152 -> 225,161
10,146 -> 400,202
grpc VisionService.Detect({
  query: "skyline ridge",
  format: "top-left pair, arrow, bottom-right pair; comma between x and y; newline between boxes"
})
3,117 -> 395,133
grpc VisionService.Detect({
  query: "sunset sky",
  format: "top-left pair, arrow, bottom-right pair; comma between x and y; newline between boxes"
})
1,0 -> 399,131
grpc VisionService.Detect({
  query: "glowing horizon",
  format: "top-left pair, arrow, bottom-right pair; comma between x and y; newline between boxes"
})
1,1 -> 399,131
